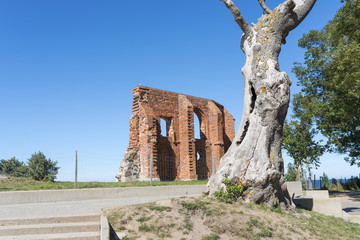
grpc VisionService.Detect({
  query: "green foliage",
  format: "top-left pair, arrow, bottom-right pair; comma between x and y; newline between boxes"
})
138,223 -> 156,232
343,177 -> 360,190
147,205 -> 172,212
0,157 -> 29,177
136,216 -> 151,223
321,172 -> 330,190
282,118 -> 324,189
184,217 -> 193,231
181,200 -> 210,211
292,0 -> 360,165
27,152 -> 59,181
201,233 -> 220,240
214,177 -> 244,203
283,120 -> 324,170
284,163 -> 297,181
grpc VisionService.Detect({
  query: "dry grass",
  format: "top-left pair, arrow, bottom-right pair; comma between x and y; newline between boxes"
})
104,196 -> 360,240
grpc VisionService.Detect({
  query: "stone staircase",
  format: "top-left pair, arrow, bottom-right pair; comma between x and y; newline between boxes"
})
286,181 -> 360,224
0,214 -> 101,240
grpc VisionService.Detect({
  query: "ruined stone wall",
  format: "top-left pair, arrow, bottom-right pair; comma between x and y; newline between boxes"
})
116,86 -> 235,181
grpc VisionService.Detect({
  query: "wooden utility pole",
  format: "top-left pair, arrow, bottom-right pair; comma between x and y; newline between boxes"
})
75,150 -> 78,189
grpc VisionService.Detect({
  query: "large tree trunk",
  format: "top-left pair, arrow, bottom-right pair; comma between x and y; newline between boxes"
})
206,0 -> 317,210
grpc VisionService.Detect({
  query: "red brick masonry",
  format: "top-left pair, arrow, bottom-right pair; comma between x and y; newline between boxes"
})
116,86 -> 235,181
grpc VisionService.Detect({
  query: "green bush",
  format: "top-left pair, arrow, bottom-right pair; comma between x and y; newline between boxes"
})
343,177 -> 360,191
27,152 -> 60,181
214,177 -> 244,203
0,157 -> 29,177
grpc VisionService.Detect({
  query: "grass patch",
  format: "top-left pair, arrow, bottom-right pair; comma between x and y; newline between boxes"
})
181,200 -> 210,211
136,216 -> 151,223
201,233 -> 220,240
148,205 -> 172,212
0,176 -> 207,191
138,223 -> 156,232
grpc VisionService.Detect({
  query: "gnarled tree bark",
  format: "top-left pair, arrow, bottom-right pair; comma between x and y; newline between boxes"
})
206,0 -> 317,210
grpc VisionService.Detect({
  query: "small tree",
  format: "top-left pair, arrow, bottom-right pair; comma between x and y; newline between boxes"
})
283,119 -> 324,190
321,172 -> 330,190
27,152 -> 60,181
0,157 -> 29,177
284,163 -> 297,181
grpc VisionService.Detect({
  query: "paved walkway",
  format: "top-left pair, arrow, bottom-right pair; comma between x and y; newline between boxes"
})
331,191 -> 360,216
0,195 -> 197,220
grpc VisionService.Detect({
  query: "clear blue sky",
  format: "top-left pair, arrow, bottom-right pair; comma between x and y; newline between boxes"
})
1,0 -> 356,182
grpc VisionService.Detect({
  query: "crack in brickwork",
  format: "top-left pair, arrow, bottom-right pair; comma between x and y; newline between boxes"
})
116,86 -> 235,182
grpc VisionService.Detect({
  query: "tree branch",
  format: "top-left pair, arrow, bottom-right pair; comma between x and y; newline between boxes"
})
258,0 -> 272,14
288,0 -> 317,29
220,0 -> 253,36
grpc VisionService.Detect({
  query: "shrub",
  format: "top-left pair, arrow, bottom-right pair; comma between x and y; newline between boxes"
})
214,177 -> 244,203
27,152 -> 60,181
0,157 -> 29,177
343,177 -> 360,190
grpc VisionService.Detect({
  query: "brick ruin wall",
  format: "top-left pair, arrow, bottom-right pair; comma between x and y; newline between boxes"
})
116,86 -> 235,181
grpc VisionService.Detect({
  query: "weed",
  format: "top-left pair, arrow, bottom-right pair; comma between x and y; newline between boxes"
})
122,237 -> 137,240
117,226 -> 126,231
247,218 -> 260,227
205,208 -> 220,216
148,205 -> 172,212
184,217 -> 193,231
270,206 -> 282,213
257,202 -> 266,210
201,233 -> 220,240
138,223 -> 155,232
257,226 -> 273,237
181,200 -> 210,211
107,210 -> 125,223
136,216 -> 151,223
230,209 -> 244,215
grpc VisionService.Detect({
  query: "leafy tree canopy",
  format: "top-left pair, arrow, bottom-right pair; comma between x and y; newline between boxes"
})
27,152 -> 60,181
283,118 -> 325,176
292,0 -> 360,165
0,157 -> 29,177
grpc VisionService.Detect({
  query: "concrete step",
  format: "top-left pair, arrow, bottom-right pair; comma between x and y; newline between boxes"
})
0,214 -> 100,226
0,221 -> 100,236
0,231 -> 100,240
